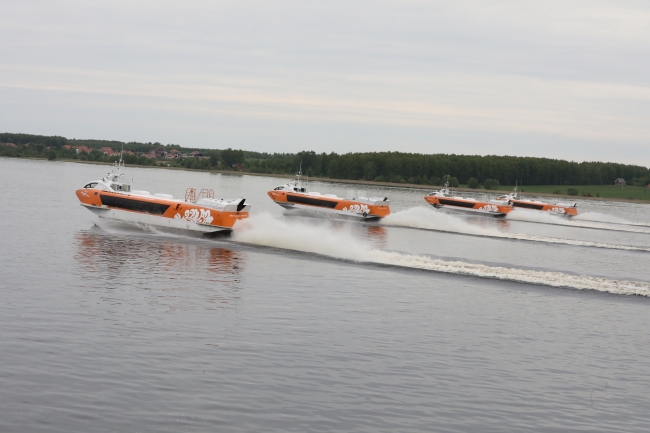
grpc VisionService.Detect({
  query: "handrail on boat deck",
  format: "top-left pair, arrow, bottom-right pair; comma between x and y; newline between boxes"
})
185,188 -> 196,203
185,188 -> 214,203
198,189 -> 214,200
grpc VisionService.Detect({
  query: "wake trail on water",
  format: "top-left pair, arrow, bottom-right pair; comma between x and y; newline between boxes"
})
93,219 -> 191,239
381,207 -> 650,252
574,212 -> 650,228
573,212 -> 630,224
232,213 -> 650,296
505,210 -> 650,234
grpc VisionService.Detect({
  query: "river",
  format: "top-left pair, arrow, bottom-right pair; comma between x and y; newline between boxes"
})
1,157 -> 650,432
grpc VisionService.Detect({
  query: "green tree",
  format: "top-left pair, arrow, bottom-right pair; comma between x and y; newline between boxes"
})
484,179 -> 500,190
221,148 -> 245,167
467,177 -> 480,189
363,162 -> 377,180
209,152 -> 221,168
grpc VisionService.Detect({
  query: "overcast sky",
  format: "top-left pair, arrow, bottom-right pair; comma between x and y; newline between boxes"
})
1,1 -> 649,165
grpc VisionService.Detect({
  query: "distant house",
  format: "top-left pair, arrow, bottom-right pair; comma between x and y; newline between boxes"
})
63,144 -> 71,150
614,178 -> 626,186
231,163 -> 242,170
166,149 -> 182,159
152,148 -> 167,158
3,142 -> 17,147
190,150 -> 206,158
76,146 -> 91,154
100,147 -> 116,156
124,150 -> 135,156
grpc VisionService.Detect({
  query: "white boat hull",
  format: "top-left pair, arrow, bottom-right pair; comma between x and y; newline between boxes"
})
274,201 -> 380,219
83,205 -> 232,233
431,204 -> 507,217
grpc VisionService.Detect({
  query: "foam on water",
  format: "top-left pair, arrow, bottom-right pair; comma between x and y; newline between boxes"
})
94,218 -> 191,239
574,212 -> 650,229
232,213 -> 365,261
233,213 -> 650,296
506,209 -> 650,234
381,207 -> 650,252
573,212 -> 630,224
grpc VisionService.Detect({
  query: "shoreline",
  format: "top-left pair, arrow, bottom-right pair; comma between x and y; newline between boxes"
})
5,156 -> 649,204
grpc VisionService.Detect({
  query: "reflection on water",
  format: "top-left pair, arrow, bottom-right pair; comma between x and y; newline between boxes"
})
362,224 -> 388,248
74,229 -> 247,311
463,213 -> 511,230
282,213 -> 389,248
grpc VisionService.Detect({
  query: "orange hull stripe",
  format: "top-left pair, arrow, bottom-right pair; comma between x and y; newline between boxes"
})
268,191 -> 390,217
76,189 -> 248,228
423,196 -> 512,214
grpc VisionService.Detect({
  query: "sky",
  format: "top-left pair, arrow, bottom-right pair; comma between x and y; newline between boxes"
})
1,0 -> 649,165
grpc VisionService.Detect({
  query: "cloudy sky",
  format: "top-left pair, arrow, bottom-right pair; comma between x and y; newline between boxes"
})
1,1 -> 649,164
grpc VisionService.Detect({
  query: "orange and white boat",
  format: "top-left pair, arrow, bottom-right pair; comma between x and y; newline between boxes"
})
76,160 -> 250,233
494,186 -> 578,216
267,170 -> 390,219
424,181 -> 513,217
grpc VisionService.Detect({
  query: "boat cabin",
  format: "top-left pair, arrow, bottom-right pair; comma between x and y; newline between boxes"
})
274,179 -> 306,193
82,161 -> 132,193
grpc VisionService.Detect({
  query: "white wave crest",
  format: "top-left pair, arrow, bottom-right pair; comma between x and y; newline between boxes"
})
367,250 -> 650,296
573,212 -> 630,224
233,213 -> 650,296
381,207 -> 650,252
506,208 -> 650,234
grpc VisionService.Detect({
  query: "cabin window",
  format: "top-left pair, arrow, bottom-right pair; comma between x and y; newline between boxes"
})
273,186 -> 284,191
84,182 -> 98,189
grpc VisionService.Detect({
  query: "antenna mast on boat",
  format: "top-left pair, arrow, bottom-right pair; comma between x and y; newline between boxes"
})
295,161 -> 303,182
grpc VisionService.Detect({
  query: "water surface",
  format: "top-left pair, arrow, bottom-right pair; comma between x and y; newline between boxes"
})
1,158 -> 650,432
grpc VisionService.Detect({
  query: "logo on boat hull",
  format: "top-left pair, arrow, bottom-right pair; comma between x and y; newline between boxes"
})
478,204 -> 500,213
343,204 -> 370,215
174,208 -> 213,224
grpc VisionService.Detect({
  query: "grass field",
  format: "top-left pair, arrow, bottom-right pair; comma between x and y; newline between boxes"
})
488,184 -> 650,201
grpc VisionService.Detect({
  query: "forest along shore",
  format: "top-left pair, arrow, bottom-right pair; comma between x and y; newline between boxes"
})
3,132 -> 649,201
5,155 -> 648,204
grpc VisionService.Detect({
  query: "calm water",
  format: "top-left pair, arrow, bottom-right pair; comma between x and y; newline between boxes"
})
2,158 -> 650,432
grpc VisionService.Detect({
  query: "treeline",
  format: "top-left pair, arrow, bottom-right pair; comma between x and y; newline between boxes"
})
240,151 -> 650,187
2,132 -> 649,187
0,133 -> 182,154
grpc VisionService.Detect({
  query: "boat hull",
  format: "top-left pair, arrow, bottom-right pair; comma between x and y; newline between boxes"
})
82,204 -> 234,232
424,196 -> 512,217
510,200 -> 578,216
76,189 -> 248,232
268,191 -> 390,218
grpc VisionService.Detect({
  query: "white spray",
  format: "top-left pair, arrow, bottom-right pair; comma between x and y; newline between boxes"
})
233,213 -> 650,296
381,207 -> 650,252
506,209 -> 650,234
